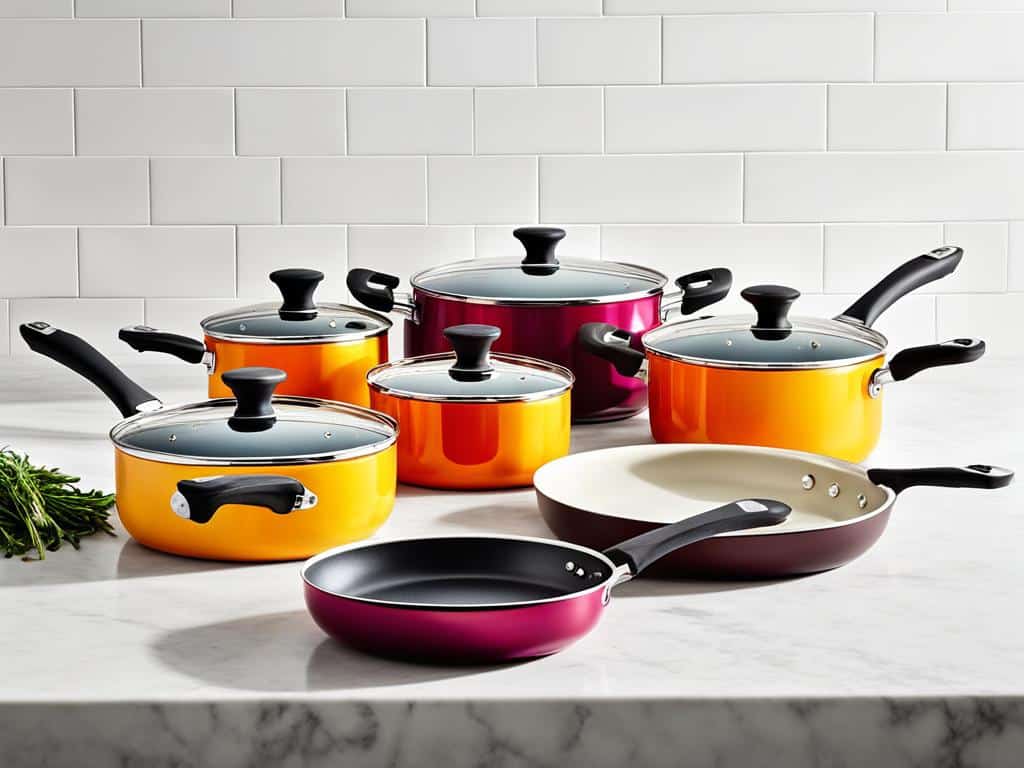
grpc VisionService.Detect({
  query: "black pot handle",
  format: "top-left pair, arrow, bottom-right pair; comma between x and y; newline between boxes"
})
741,285 -> 800,340
603,499 -> 791,578
19,321 -> 159,418
838,246 -> 963,328
888,338 -> 986,381
677,268 -> 733,315
171,475 -> 317,525
445,324 -> 500,382
222,367 -> 286,432
119,325 -> 208,365
514,226 -> 565,276
867,465 -> 1013,495
577,323 -> 646,378
270,268 -> 324,320
347,268 -> 399,313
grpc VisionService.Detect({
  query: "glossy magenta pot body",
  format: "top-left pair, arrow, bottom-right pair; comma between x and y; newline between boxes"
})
304,581 -> 608,662
404,291 -> 661,422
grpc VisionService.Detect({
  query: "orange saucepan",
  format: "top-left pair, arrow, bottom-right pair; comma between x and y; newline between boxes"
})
367,325 -> 573,490
118,268 -> 390,408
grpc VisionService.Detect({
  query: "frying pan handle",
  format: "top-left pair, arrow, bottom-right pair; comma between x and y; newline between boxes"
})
270,268 -> 323,320
172,475 -> 317,525
119,325 -> 210,368
866,465 -> 1013,495
577,323 -> 646,379
660,267 -> 733,320
19,321 -> 160,418
347,268 -> 417,321
868,338 -> 985,396
837,246 -> 963,328
603,499 -> 791,579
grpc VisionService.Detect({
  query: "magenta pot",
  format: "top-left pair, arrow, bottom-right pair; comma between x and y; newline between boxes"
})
348,227 -> 732,422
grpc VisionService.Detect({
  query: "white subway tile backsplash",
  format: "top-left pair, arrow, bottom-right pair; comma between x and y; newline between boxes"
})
608,1 -> 941,9
664,13 -> 872,83
0,1 -> 72,16
745,152 -> 1024,222
474,87 -> 602,155
10,298 -> 144,357
0,301 -> 8,356
78,227 -> 235,297
151,157 -> 280,224
76,88 -> 234,156
347,0 -> 473,14
949,84 -> 1024,150
0,89 -> 73,155
938,294 -> 1024,356
4,157 -> 148,225
941,222 -> 1009,292
538,17 -> 660,86
827,84 -> 946,151
348,88 -> 472,155
950,0 -> 1024,7
76,0 -> 229,16
1011,222 -> 1024,291
602,224 -> 823,293
236,226 -> 347,298
876,12 -> 1024,82
236,89 -> 345,156
347,226 -> 474,284
541,155 -> 742,224
0,20 -> 139,86
143,19 -> 424,86
144,298 -> 249,338
427,157 -> 537,224
427,18 -> 536,86
475,225 -> 601,261
478,0 -> 600,15
232,0 -> 342,16
0,228 -> 77,297
606,85 -> 825,153
283,157 -> 426,224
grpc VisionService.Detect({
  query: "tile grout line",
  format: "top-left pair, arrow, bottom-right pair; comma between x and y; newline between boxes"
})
138,19 -> 144,87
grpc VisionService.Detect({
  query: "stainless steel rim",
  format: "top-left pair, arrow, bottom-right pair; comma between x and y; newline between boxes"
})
109,395 -> 399,466
200,302 -> 392,345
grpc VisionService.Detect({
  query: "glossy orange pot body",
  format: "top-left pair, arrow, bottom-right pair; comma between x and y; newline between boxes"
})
204,335 -> 387,407
369,390 -> 571,489
114,446 -> 397,561
646,352 -> 885,462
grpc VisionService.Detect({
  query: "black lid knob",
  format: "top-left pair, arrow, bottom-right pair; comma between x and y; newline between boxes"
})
741,285 -> 800,341
222,367 -> 286,432
270,268 -> 324,321
514,227 -> 565,276
444,325 -> 501,382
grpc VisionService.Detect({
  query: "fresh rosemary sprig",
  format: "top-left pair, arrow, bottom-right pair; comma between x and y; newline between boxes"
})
0,448 -> 116,561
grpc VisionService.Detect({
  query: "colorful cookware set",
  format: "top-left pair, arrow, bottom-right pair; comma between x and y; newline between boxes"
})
19,228 -> 1015,663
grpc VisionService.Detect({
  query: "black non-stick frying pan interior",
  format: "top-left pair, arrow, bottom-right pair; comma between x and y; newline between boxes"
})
304,538 -> 612,607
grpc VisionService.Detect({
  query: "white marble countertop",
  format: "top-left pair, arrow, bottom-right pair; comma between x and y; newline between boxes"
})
1,356 -> 1023,767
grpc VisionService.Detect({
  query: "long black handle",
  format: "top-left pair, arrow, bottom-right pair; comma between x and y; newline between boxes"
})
888,338 -> 985,381
119,325 -> 208,365
603,499 -> 790,577
677,267 -> 733,315
838,246 -> 963,327
19,322 -> 159,418
867,465 -> 1013,495
577,323 -> 645,378
347,268 -> 399,313
172,475 -> 314,525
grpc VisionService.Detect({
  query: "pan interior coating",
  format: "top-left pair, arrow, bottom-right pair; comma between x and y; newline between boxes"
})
304,537 -> 612,607
534,445 -> 891,534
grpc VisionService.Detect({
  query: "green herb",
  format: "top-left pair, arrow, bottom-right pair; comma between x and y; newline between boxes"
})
0,448 -> 116,561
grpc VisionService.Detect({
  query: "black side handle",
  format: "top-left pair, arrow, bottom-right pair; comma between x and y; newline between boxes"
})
19,322 -> 159,418
742,285 -> 800,340
347,268 -> 400,313
839,246 -> 963,328
867,465 -> 1013,495
677,268 -> 733,315
888,338 -> 985,382
514,226 -> 565,276
577,323 -> 646,378
270,268 -> 323,320
222,367 -> 286,432
604,499 -> 790,577
445,324 -> 501,382
119,325 -> 208,365
172,475 -> 314,525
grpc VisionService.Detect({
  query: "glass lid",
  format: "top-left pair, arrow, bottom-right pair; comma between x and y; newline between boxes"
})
642,285 -> 887,369
367,325 -> 573,403
111,368 -> 397,465
411,227 -> 666,304
201,268 -> 391,343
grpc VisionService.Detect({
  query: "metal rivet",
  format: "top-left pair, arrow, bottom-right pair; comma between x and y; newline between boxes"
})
857,493 -> 867,509
324,431 -> 332,439
828,483 -> 840,498
725,339 -> 734,346
810,340 -> 821,349
592,572 -> 603,580
168,434 -> 177,442
328,319 -> 337,328
565,561 -> 575,571
238,323 -> 247,332
801,474 -> 815,490
576,568 -> 585,577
